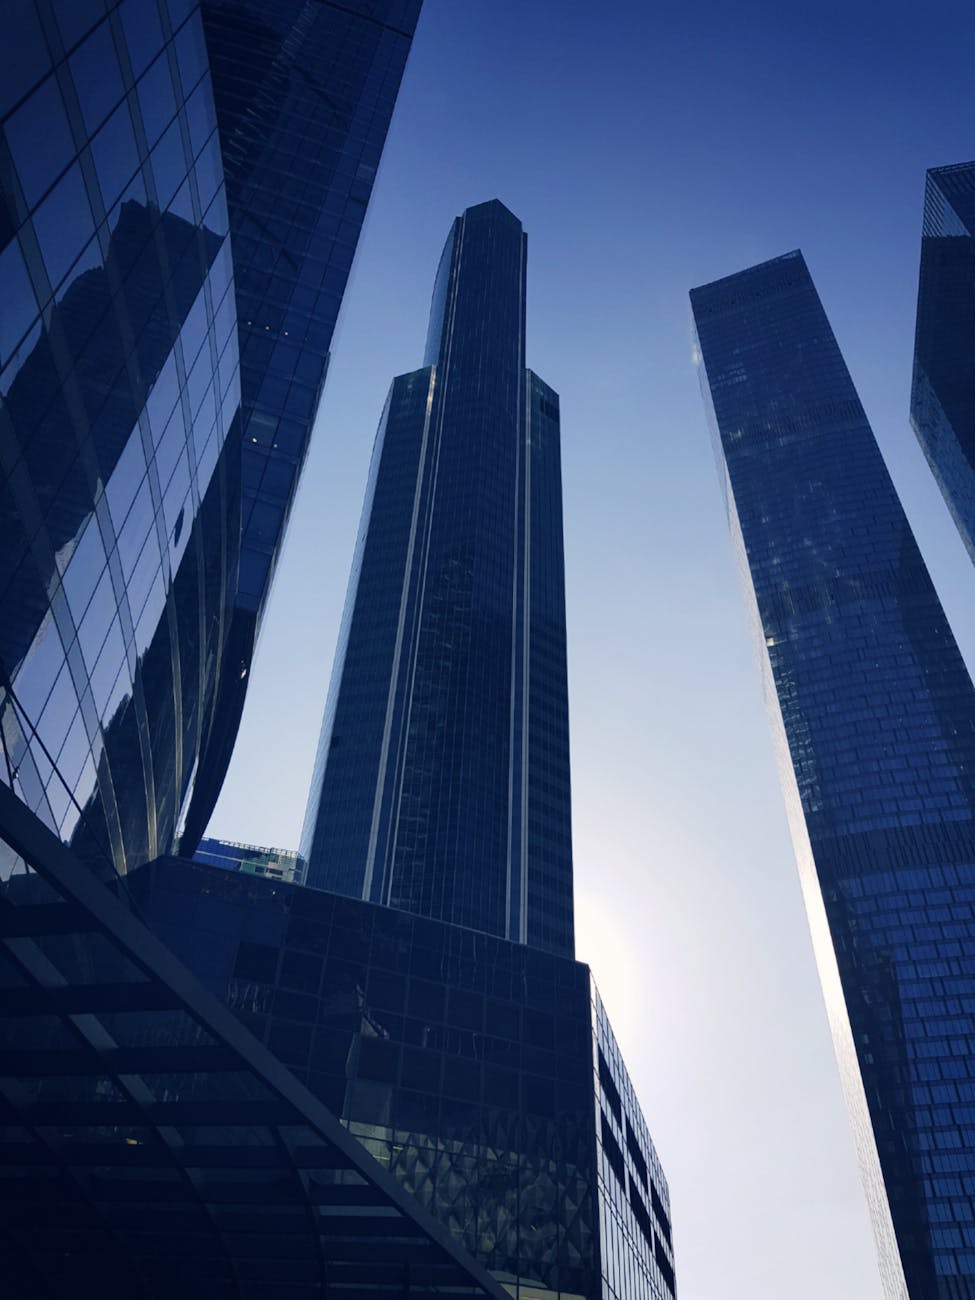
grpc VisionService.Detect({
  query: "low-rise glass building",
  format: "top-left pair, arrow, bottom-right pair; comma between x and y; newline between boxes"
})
129,855 -> 677,1300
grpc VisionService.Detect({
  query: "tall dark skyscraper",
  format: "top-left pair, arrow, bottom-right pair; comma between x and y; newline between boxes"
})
0,0 -> 420,879
692,251 -> 975,1300
911,161 -> 975,563
301,200 -> 574,958
181,0 -> 423,848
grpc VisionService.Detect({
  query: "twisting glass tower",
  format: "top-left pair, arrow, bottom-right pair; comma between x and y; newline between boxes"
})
693,251 -> 975,1300
301,200 -> 574,958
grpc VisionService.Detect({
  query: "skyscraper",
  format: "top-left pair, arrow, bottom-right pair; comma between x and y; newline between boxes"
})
692,251 -> 975,1300
180,0 -> 424,849
0,0 -> 420,879
301,200 -> 574,958
911,161 -> 975,563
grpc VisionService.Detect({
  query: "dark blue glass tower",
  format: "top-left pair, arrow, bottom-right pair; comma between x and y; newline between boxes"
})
179,0 -> 423,848
912,161 -> 975,564
301,201 -> 575,958
0,0 -> 420,879
692,251 -> 975,1300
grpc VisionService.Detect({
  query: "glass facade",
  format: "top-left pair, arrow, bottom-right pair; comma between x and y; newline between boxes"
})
301,201 -> 575,958
195,832 -> 302,882
128,855 -> 675,1300
0,0 -> 240,879
692,251 -> 975,1300
911,162 -> 975,564
0,779 -> 510,1300
176,0 -> 423,849
0,0 -> 422,878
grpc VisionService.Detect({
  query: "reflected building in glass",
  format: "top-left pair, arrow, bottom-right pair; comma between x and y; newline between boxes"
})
0,0 -> 420,879
301,200 -> 574,958
692,251 -> 975,1300
911,161 -> 975,563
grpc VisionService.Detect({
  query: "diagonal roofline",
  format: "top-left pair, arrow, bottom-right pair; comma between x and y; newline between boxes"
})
0,779 -> 511,1300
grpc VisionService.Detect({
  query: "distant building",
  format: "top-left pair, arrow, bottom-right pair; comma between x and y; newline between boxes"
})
194,834 -> 302,883
911,161 -> 975,562
692,250 -> 975,1300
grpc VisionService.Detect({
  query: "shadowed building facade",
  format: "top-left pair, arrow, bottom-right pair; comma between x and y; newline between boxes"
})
0,0 -> 420,880
301,201 -> 574,958
911,162 -> 975,564
131,853 -> 676,1300
0,783 -> 511,1300
692,251 -> 975,1300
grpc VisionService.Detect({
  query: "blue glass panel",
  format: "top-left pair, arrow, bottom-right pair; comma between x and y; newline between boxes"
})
70,19 -> 124,135
119,0 -> 162,77
0,1 -> 51,120
151,116 -> 189,210
32,164 -> 97,290
90,100 -> 140,210
0,237 -> 37,366
51,0 -> 107,51
137,51 -> 178,148
4,76 -> 74,208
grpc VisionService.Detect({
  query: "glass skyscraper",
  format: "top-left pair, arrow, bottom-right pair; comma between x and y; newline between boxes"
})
181,0 -> 423,848
0,0 -> 420,879
692,251 -> 975,1300
911,161 -> 975,564
301,201 -> 574,958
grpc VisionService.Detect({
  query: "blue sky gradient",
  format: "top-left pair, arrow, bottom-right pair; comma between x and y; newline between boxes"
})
211,3 -> 975,1295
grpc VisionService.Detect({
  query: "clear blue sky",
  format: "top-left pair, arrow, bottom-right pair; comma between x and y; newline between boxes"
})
211,2 -> 975,1296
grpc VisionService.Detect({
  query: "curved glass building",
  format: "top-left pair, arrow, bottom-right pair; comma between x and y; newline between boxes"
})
0,0 -> 421,879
